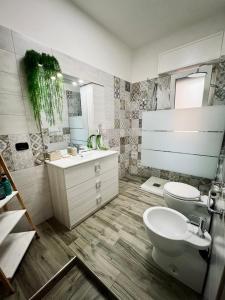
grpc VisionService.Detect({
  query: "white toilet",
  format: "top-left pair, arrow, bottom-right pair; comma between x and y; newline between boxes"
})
163,182 -> 211,224
143,206 -> 211,293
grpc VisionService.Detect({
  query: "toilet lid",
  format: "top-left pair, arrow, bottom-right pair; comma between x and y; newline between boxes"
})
164,182 -> 200,201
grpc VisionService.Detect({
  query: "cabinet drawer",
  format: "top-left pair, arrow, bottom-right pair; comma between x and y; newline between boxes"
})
99,177 -> 119,205
68,186 -> 99,227
67,168 -> 118,227
65,154 -> 118,189
65,161 -> 96,189
98,154 -> 118,175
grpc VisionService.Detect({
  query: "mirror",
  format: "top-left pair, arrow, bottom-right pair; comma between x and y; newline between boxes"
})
64,75 -> 105,147
41,74 -> 105,152
63,75 -> 90,147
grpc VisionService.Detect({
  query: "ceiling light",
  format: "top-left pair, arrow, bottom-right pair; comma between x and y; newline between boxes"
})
57,72 -> 63,78
72,81 -> 77,86
78,79 -> 84,84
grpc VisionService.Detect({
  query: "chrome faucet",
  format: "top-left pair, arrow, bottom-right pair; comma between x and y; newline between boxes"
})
207,182 -> 225,218
197,217 -> 207,238
187,215 -> 207,238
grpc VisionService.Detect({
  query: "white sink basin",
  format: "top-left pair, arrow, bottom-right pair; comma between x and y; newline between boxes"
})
46,150 -> 118,169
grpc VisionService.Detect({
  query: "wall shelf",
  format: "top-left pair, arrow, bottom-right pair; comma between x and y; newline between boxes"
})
0,231 -> 35,279
0,191 -> 18,209
0,153 -> 38,294
0,210 -> 26,245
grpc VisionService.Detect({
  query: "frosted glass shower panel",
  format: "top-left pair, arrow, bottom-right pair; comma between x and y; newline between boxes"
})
141,106 -> 225,179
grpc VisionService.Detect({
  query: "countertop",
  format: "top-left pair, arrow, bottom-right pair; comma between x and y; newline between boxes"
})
45,150 -> 118,169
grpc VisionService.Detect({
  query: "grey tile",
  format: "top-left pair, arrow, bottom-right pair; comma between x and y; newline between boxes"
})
29,133 -> 44,166
62,127 -> 70,135
0,135 -> 15,171
120,137 -> 125,145
125,81 -> 130,92
29,133 -> 43,155
114,119 -> 120,129
114,76 -> 120,99
120,99 -> 125,110
0,25 -> 14,52
9,134 -> 34,170
0,49 -> 17,74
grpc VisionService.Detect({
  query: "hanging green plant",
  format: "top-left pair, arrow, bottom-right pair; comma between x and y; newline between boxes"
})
24,50 -> 63,125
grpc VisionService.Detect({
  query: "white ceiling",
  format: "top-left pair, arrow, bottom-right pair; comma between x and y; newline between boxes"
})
72,0 -> 225,48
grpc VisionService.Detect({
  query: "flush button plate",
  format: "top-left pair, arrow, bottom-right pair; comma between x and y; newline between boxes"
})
15,142 -> 29,151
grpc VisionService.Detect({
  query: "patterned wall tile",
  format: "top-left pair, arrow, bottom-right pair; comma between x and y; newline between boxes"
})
29,133 -> 43,155
125,81 -> 130,92
156,76 -> 171,110
214,59 -> 225,105
29,133 -> 45,166
114,76 -> 120,99
8,134 -> 34,170
0,135 -> 15,171
131,82 -> 140,102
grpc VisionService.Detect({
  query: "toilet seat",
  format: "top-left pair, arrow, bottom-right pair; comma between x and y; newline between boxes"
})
164,182 -> 200,201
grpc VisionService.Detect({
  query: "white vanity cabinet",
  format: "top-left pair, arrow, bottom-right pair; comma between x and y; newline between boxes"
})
47,151 -> 118,229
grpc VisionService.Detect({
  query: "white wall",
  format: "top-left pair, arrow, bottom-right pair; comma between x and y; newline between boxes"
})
0,0 -> 131,81
132,12 -> 225,82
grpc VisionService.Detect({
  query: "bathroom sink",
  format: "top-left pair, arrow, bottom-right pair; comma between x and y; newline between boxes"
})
46,150 -> 118,169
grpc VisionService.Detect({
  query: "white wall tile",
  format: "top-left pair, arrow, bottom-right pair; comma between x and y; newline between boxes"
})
12,30 -> 52,56
0,71 -> 21,94
9,165 -> 53,225
0,49 -> 17,74
23,97 -> 40,133
0,92 -> 25,115
0,115 -> 28,134
0,25 -> 14,52
99,70 -> 114,88
52,50 -> 81,78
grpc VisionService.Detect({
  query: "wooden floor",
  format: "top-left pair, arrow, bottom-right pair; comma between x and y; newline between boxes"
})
1,176 -> 201,300
42,263 -> 107,300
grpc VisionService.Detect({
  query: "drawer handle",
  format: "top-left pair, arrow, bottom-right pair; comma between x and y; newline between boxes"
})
96,195 -> 102,204
96,181 -> 101,189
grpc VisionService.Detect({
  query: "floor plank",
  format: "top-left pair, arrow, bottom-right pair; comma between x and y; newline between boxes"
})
1,176 -> 201,300
43,264 -> 107,300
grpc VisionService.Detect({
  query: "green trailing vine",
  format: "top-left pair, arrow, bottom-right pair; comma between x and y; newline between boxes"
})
24,50 -> 63,125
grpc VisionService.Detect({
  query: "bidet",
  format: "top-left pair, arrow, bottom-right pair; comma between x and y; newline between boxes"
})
143,206 -> 211,293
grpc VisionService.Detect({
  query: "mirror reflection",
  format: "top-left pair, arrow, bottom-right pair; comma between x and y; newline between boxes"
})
63,74 -> 104,148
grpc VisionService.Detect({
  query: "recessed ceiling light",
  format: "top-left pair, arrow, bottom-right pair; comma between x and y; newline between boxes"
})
57,72 -> 63,78
72,81 -> 77,86
78,79 -> 84,84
